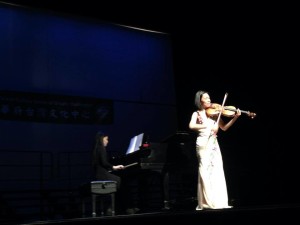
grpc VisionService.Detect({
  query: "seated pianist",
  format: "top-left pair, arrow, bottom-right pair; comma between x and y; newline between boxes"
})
91,131 -> 140,215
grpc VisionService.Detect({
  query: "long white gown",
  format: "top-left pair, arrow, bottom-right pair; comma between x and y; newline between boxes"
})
195,110 -> 231,209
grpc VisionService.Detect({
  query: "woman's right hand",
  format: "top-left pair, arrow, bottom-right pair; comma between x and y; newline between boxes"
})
113,165 -> 125,170
210,123 -> 219,135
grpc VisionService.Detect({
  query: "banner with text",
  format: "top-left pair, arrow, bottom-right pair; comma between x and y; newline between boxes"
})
0,91 -> 113,124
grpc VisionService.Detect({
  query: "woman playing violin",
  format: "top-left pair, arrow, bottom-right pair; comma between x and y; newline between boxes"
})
189,90 -> 241,210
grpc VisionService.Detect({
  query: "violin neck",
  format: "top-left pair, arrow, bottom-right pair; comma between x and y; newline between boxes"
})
240,109 -> 249,114
225,107 -> 256,118
225,107 -> 248,114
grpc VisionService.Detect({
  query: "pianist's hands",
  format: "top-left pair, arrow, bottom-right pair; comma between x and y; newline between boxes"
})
113,165 -> 125,170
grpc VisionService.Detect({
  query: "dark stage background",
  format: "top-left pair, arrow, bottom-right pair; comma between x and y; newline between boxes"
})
0,0 -> 299,223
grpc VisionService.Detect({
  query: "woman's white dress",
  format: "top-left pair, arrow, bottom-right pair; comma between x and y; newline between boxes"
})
195,110 -> 231,209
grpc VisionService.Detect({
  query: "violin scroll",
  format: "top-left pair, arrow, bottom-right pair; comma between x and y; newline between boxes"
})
245,111 -> 256,119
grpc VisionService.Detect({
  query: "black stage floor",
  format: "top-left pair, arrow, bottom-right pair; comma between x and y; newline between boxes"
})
13,204 -> 300,225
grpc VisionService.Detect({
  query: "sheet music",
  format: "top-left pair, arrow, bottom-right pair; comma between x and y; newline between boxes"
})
126,133 -> 144,154
126,136 -> 137,154
134,133 -> 144,151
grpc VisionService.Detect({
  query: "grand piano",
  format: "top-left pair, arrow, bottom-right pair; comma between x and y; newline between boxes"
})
111,131 -> 198,210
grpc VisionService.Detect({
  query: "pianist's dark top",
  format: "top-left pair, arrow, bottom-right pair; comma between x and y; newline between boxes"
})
92,131 -> 121,188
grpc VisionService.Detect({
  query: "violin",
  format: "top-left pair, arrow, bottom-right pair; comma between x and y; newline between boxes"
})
206,103 -> 256,119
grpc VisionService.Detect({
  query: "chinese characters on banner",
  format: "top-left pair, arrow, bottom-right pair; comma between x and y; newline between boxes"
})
0,91 -> 113,124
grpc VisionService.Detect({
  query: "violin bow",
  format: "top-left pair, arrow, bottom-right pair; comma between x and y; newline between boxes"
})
206,92 -> 228,148
216,92 -> 228,125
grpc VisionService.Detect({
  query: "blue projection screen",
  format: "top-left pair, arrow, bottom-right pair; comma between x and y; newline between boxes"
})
0,4 -> 177,153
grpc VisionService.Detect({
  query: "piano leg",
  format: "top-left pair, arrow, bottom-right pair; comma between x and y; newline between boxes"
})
163,171 -> 170,210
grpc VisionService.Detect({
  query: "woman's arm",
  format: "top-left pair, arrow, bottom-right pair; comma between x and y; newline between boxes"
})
189,111 -> 209,131
112,165 -> 124,170
98,146 -> 113,170
219,109 -> 241,131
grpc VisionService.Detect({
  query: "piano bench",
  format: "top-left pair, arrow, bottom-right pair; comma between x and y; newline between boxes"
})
81,180 -> 117,217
